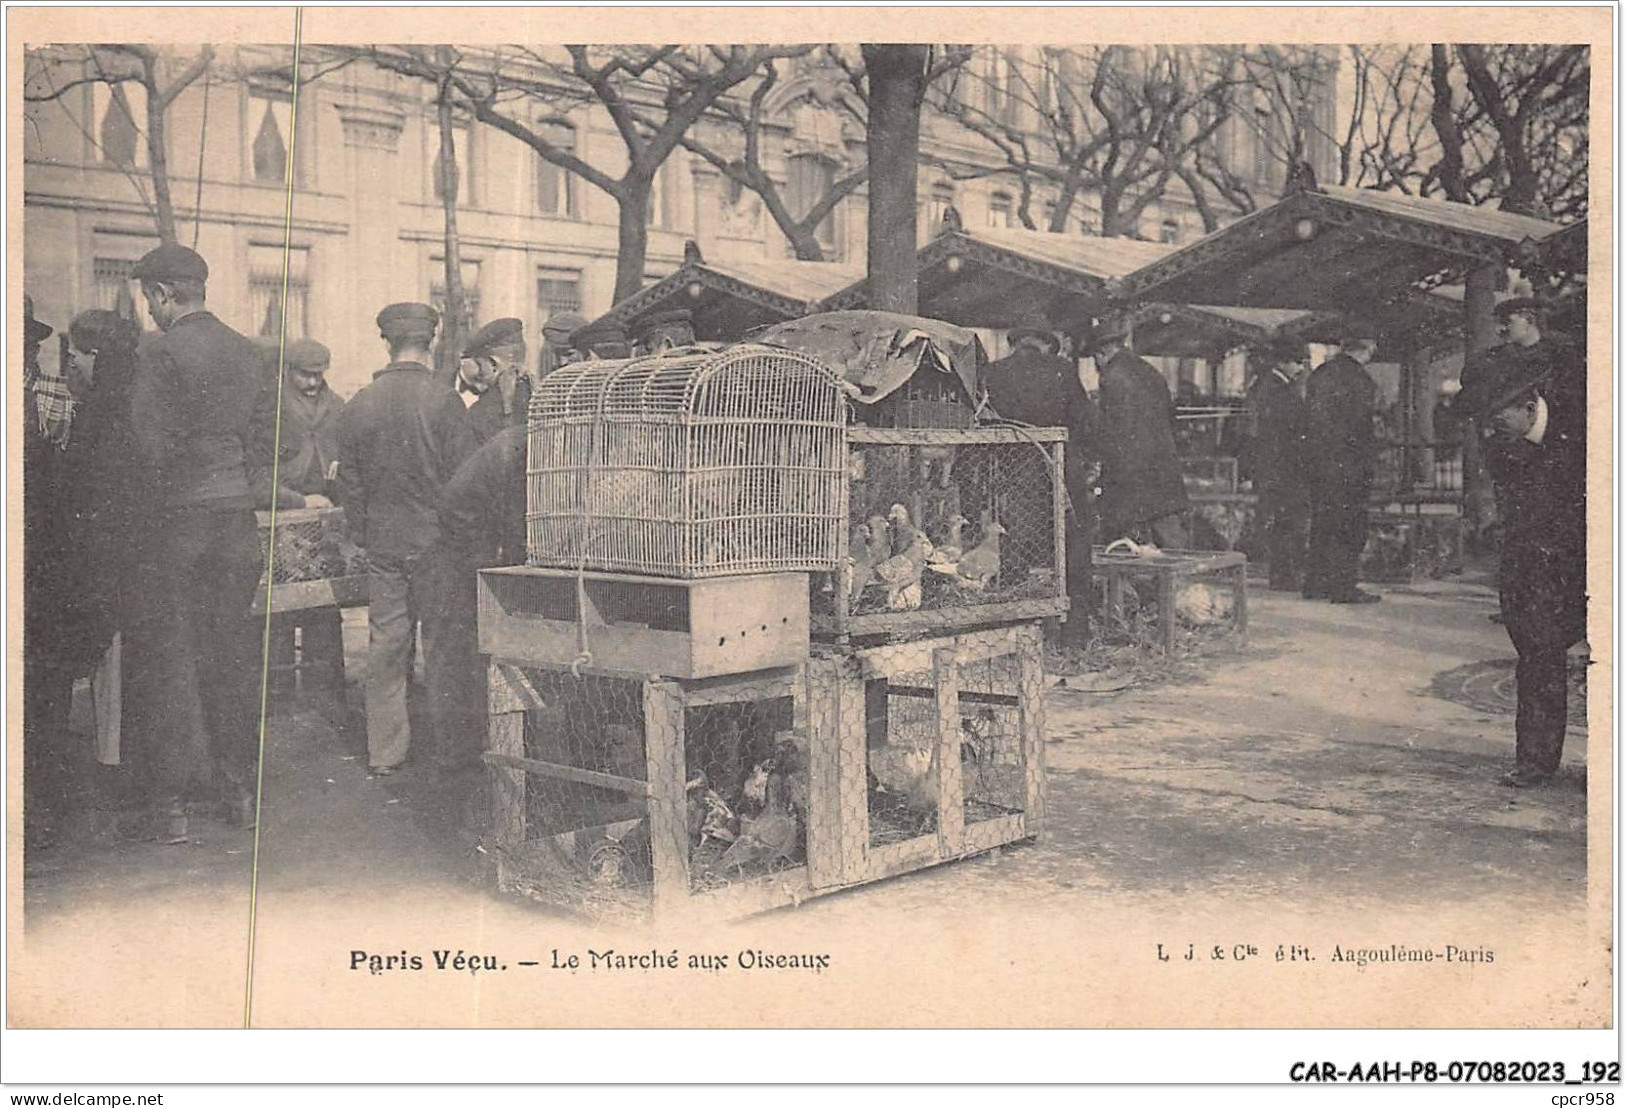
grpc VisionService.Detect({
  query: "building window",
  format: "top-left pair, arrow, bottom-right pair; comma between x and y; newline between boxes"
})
929,183 -> 956,232
984,50 -> 1019,127
537,272 -> 581,322
248,243 -> 310,339
987,191 -> 1014,229
786,153 -> 839,253
93,256 -> 156,331
646,158 -> 681,230
432,119 -> 473,206
430,259 -> 481,334
1159,216 -> 1182,244
248,92 -> 294,185
535,118 -> 576,218
92,81 -> 145,167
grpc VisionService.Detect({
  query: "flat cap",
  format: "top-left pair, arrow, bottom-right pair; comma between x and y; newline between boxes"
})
131,243 -> 209,284
1007,308 -> 1058,349
376,302 -> 439,339
463,317 -> 524,359
286,338 -> 331,372
542,311 -> 587,343
1078,314 -> 1131,354
1494,296 -> 1542,321
572,321 -> 629,348
69,309 -> 137,355
1459,356 -> 1554,418
23,293 -> 52,345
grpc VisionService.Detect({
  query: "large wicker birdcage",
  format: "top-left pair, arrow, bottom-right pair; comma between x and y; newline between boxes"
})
527,344 -> 849,578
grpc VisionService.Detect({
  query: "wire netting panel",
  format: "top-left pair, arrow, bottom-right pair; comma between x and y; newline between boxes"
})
819,436 -> 1064,630
865,668 -> 943,847
505,670 -> 655,920
526,345 -> 848,578
683,693 -> 806,891
955,653 -> 1029,824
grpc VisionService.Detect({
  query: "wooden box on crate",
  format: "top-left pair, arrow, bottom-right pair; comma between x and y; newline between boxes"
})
816,427 -> 1070,639
481,623 -> 1047,923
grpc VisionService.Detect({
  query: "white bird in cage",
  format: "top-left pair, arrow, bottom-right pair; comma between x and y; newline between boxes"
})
888,503 -> 932,559
869,742 -> 936,814
927,514 -> 970,567
843,523 -> 877,602
928,517 -> 1005,591
868,533 -> 932,610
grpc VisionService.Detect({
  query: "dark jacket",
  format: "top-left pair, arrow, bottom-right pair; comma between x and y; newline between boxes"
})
279,384 -> 345,497
1304,353 -> 1377,498
127,310 -> 279,512
1482,344 -> 1586,543
437,425 -> 528,573
1247,367 -> 1310,499
466,375 -> 532,447
1095,348 -> 1188,533
337,361 -> 477,563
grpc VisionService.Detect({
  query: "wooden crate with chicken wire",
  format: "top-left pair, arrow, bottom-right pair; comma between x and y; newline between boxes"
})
252,506 -> 369,615
816,427 -> 1069,639
482,621 -> 1045,921
525,344 -> 849,579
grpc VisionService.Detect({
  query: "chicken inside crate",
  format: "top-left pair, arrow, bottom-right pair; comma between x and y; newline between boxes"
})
815,427 -> 1069,637
488,664 -> 808,921
863,653 -> 1031,848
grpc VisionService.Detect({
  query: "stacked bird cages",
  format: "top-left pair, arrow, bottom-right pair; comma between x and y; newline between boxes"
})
526,344 -> 849,578
815,426 -> 1069,638
482,622 -> 1046,922
252,506 -> 369,614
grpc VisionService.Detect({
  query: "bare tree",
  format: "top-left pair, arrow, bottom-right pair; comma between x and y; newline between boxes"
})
861,43 -> 935,312
432,45 -> 470,374
934,45 -> 1241,237
24,44 -> 215,244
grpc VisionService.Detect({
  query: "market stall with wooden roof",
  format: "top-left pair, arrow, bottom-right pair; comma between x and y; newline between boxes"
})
577,241 -> 861,345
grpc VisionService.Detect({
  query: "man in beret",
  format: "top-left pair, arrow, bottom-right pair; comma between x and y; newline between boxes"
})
1085,317 -> 1189,548
983,312 -> 1100,646
121,243 -> 281,840
458,317 -> 530,445
1303,336 -> 1381,604
1246,340 -> 1312,591
1462,300 -> 1587,787
338,302 -> 477,774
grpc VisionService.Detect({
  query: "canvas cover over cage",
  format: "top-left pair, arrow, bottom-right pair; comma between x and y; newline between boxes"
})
527,344 -> 849,578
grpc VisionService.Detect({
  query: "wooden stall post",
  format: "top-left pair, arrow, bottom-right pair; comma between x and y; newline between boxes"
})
642,678 -> 690,913
834,655 -> 871,884
933,645 -> 966,856
1018,625 -> 1048,837
486,661 -> 532,890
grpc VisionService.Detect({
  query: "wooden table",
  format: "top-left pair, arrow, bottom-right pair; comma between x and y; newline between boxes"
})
1091,547 -> 1249,654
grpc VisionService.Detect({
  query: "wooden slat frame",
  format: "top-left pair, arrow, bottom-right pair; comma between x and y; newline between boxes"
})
642,679 -> 689,912
933,646 -> 966,856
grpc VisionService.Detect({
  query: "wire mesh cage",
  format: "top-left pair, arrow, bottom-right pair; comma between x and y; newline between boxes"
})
484,622 -> 1045,921
526,344 -> 849,579
253,507 -> 369,615
814,427 -> 1069,638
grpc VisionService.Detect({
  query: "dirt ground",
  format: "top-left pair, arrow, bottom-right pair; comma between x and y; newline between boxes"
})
12,572 -> 1601,1028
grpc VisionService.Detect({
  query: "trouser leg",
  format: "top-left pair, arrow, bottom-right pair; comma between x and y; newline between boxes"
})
364,566 -> 413,770
1062,512 -> 1094,646
420,556 -> 483,774
1512,644 -> 1568,776
194,510 -> 265,790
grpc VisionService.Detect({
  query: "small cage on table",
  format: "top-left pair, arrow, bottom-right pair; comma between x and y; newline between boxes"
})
253,506 -> 369,614
526,344 -> 848,579
815,427 -> 1069,638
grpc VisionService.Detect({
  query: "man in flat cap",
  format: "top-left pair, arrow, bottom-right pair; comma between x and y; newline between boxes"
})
635,309 -> 696,355
120,243 -> 280,840
265,337 -> 346,692
338,302 -> 477,775
573,321 -> 632,361
1461,299 -> 1586,787
540,310 -> 587,378
1084,316 -> 1189,549
459,317 -> 530,446
983,311 -> 1100,646
1302,336 -> 1381,604
1246,340 -> 1312,591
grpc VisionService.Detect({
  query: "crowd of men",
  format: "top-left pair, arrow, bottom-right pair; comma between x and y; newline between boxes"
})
20,244 -> 1587,854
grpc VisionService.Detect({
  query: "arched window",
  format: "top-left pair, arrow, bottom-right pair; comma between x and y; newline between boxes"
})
987,191 -> 1013,229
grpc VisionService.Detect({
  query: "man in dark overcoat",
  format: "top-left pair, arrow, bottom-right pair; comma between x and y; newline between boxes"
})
422,424 -> 528,783
1303,336 -> 1381,603
338,303 -> 477,774
1247,341 -> 1312,590
1460,299 -> 1587,787
1086,318 -> 1189,548
123,244 -> 280,840
983,316 -> 1100,645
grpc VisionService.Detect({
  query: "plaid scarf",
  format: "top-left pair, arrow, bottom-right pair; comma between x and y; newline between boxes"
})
25,365 -> 76,448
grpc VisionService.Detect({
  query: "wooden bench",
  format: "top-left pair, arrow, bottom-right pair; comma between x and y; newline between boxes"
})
1091,547 -> 1249,654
